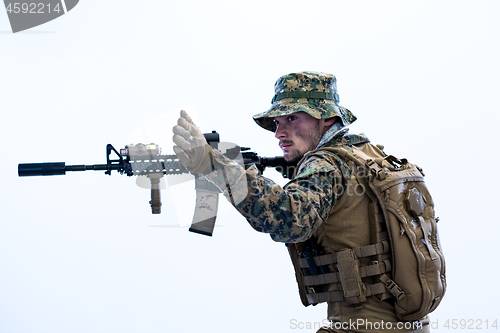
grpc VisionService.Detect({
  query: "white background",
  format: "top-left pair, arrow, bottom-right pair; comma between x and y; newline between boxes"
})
1,1 -> 499,332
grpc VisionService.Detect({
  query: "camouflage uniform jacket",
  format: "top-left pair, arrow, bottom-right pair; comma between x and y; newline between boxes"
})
203,129 -> 367,243
203,131 -> 433,331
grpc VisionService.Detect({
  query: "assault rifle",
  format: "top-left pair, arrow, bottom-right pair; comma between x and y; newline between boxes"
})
18,131 -> 296,236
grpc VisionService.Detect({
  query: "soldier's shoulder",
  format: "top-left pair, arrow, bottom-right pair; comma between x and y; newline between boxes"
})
330,132 -> 370,148
296,151 -> 351,180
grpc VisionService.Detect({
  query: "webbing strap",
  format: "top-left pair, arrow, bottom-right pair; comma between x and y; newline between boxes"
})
355,240 -> 390,258
366,159 -> 387,180
271,91 -> 339,103
353,167 -> 377,202
303,259 -> 391,286
306,283 -> 388,305
299,252 -> 337,268
298,241 -> 390,269
367,282 -> 389,296
362,259 -> 391,278
304,272 -> 340,286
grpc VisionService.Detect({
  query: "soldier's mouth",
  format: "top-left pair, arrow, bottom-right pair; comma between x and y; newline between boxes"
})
280,141 -> 293,151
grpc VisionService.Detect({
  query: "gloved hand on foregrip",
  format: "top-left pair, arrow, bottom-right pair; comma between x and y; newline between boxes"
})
172,110 -> 212,174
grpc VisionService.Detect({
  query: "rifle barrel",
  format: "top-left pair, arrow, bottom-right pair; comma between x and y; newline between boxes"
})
64,164 -> 111,172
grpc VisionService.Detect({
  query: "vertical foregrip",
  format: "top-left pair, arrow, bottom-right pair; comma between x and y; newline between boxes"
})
149,177 -> 162,214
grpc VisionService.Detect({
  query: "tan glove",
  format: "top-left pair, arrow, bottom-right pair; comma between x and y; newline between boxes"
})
172,110 -> 212,174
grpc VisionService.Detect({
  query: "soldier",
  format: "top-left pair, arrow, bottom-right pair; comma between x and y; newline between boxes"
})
172,72 -> 432,332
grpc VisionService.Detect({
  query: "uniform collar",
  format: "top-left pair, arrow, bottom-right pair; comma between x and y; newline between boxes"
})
316,122 -> 346,149
319,127 -> 370,149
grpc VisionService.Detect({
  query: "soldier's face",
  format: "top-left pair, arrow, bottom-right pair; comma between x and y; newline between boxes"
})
274,112 -> 323,162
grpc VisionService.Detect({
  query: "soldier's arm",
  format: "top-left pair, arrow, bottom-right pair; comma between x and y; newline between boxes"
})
202,149 -> 346,243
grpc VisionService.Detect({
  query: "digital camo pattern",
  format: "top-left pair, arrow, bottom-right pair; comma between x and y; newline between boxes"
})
203,131 -> 370,243
325,130 -> 370,152
253,72 -> 357,132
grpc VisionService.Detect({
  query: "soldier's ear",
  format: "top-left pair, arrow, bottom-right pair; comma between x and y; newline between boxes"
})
321,117 -> 338,128
319,117 -> 340,135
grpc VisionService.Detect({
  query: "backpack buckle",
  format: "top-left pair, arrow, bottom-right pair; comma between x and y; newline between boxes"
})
380,274 -> 406,300
365,159 -> 388,180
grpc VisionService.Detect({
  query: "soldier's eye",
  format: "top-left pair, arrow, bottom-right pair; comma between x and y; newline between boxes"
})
288,116 -> 296,122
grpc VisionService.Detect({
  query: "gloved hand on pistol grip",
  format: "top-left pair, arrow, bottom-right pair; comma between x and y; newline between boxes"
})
172,110 -> 212,174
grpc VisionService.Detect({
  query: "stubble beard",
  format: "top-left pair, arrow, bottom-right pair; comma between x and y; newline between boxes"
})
284,124 -> 323,163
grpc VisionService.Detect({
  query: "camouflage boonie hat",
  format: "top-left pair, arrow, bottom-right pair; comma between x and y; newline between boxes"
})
253,71 -> 356,132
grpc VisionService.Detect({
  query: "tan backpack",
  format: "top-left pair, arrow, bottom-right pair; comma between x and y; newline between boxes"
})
289,144 -> 446,321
